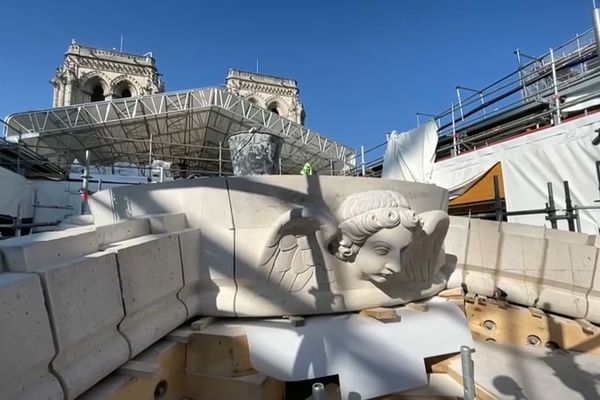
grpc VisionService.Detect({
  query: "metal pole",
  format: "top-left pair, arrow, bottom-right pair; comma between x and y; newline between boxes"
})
493,175 -> 502,221
515,49 -> 527,100
593,8 -> 600,56
218,141 -> 222,177
451,102 -> 458,156
456,87 -> 465,121
564,180 -> 575,231
460,345 -> 475,400
148,130 -> 154,166
360,145 -> 366,176
81,150 -> 90,215
479,92 -> 487,117
16,130 -> 22,175
15,204 -> 21,237
547,182 -> 558,229
311,383 -> 326,400
159,166 -> 164,183
330,160 -> 334,176
549,48 -> 562,125
416,113 -> 420,127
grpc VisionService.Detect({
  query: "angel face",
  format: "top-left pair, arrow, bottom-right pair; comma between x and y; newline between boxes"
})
352,224 -> 413,283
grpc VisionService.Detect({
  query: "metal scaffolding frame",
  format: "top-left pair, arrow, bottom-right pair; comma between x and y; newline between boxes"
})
3,87 -> 355,176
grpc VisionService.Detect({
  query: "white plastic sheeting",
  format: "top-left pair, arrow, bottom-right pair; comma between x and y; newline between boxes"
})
382,121 -> 438,183
230,299 -> 472,399
432,113 -> 600,234
0,168 -> 33,219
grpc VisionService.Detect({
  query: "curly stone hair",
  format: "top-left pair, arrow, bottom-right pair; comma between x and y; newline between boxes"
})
333,190 -> 421,260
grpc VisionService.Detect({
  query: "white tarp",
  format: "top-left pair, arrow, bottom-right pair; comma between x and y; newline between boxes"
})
382,121 -> 438,183
228,300 -> 472,399
0,167 -> 33,219
432,113 -> 600,234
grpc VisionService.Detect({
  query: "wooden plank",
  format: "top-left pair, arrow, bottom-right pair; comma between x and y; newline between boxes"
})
191,316 -> 216,332
359,307 -> 399,320
116,360 -> 162,379
167,328 -> 194,344
186,327 -> 256,377
465,301 -> 600,354
186,372 -> 284,400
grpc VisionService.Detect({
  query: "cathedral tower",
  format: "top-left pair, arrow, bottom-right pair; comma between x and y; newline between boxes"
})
51,40 -> 164,107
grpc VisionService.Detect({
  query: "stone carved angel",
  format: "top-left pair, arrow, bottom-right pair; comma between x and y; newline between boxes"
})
255,190 -> 450,298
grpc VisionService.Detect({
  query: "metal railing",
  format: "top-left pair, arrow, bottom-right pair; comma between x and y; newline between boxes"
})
348,25 -> 600,176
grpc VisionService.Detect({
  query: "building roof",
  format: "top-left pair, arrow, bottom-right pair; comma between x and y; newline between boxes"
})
3,87 -> 354,176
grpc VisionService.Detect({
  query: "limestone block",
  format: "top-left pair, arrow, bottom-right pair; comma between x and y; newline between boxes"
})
0,273 -> 63,400
90,178 -> 237,316
40,252 -> 129,399
146,213 -> 187,234
113,234 -> 187,357
177,228 -> 219,318
465,219 -> 500,271
185,372 -> 284,400
96,218 -> 150,248
0,226 -> 98,272
445,221 -> 470,289
500,220 -> 545,238
544,227 -> 593,245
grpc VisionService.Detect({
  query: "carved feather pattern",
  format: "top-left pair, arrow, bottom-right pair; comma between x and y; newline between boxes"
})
400,211 -> 449,283
254,208 -> 338,297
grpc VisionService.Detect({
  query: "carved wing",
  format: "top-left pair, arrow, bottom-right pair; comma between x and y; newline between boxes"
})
400,210 -> 450,282
254,208 -> 338,297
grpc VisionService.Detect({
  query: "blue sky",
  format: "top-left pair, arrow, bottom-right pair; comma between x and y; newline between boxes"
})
0,1 -> 594,150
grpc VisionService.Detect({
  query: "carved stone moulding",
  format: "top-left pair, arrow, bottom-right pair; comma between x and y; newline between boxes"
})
90,175 -> 451,317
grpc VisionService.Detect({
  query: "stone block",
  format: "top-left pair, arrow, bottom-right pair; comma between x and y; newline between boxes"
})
96,219 -> 150,248
448,215 -> 470,229
40,252 -> 129,399
0,226 -> 98,272
465,218 -> 500,270
146,213 -> 187,234
500,221 -> 545,238
499,233 -> 545,273
544,228 -> 592,245
113,234 -> 187,357
177,228 -> 203,318
0,273 -> 63,400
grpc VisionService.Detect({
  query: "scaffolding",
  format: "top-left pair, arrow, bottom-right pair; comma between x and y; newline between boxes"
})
3,87 -> 355,177
353,25 -> 600,176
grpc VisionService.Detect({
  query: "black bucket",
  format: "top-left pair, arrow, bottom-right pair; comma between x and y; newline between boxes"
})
227,130 -> 284,176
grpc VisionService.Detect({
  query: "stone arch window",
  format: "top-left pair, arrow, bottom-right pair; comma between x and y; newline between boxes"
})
91,85 -> 105,102
83,76 -> 108,103
113,79 -> 137,99
267,102 -> 280,115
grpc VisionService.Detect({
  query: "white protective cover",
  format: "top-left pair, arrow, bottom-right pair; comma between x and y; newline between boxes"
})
432,113 -> 600,234
230,299 -> 472,399
382,121 -> 438,183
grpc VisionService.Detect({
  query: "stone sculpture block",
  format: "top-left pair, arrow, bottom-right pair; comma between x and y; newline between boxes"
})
91,176 -> 451,316
96,218 -> 150,248
446,216 -> 600,324
40,252 -> 129,399
146,212 -> 187,234
0,226 -> 98,272
111,234 -> 187,356
0,273 -> 63,400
